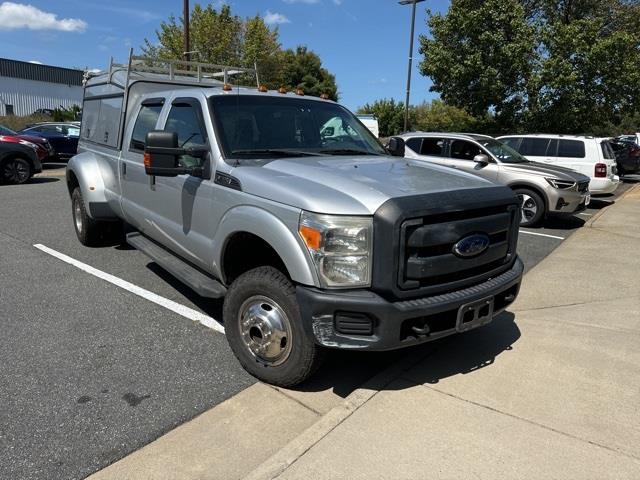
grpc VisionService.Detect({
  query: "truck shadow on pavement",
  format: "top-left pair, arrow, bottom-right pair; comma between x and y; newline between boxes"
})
294,312 -> 520,397
141,258 -> 520,398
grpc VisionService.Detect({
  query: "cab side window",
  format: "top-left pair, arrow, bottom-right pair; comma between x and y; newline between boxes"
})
450,140 -> 482,160
164,101 -> 208,168
130,103 -> 163,151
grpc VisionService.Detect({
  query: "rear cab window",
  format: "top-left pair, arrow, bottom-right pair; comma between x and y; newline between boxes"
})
130,99 -> 165,151
600,141 -> 615,160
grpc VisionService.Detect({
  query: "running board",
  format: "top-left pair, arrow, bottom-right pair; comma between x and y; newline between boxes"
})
126,232 -> 226,299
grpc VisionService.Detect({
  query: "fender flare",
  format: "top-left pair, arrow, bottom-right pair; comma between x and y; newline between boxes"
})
212,205 -> 317,287
66,152 -> 117,220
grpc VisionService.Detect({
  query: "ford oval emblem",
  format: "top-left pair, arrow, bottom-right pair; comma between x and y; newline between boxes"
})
452,233 -> 490,258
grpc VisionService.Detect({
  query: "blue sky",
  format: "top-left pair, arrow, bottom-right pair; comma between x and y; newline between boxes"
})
0,0 -> 450,111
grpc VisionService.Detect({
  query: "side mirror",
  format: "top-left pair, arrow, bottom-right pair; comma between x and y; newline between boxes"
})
473,154 -> 490,166
144,131 -> 208,177
387,137 -> 405,157
321,126 -> 335,137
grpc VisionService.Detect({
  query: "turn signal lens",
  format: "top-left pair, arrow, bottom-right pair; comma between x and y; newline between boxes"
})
296,88 -> 304,96
320,93 -> 329,100
258,85 -> 268,92
223,83 -> 233,91
299,225 -> 322,250
143,152 -> 151,168
278,86 -> 287,94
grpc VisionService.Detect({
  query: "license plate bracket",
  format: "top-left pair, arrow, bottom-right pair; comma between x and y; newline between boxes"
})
456,296 -> 495,332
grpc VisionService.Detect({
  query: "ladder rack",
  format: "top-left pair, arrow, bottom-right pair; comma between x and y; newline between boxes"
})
84,49 -> 260,89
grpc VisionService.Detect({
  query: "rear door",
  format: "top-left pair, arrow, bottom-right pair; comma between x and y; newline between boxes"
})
404,136 -> 449,167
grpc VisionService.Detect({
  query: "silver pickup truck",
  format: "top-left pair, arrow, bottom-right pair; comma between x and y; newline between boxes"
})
67,56 -> 524,386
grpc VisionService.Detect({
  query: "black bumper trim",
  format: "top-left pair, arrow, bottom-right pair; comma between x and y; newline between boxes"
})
297,256 -> 524,351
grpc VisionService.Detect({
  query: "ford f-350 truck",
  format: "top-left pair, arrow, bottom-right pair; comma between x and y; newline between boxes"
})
67,55 -> 523,386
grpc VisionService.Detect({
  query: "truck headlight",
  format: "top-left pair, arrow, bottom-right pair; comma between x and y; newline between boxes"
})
299,212 -> 372,288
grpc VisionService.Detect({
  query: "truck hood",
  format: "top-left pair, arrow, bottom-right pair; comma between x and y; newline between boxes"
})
232,155 -> 495,215
502,161 -> 590,182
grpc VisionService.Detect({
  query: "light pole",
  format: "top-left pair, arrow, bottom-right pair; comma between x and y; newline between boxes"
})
399,0 -> 425,132
183,0 -> 190,62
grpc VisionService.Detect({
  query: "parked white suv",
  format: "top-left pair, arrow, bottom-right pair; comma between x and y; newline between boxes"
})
497,135 -> 619,195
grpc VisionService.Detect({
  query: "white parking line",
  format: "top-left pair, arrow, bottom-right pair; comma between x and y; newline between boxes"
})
518,230 -> 565,240
33,244 -> 225,334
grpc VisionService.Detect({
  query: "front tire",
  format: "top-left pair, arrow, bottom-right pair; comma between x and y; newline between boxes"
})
1,157 -> 32,185
71,187 -> 118,247
223,266 -> 324,387
514,188 -> 545,227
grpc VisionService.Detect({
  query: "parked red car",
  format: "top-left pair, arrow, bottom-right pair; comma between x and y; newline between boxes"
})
0,125 -> 54,162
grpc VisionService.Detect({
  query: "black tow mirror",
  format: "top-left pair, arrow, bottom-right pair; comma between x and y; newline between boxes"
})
144,131 -> 208,177
387,137 -> 405,157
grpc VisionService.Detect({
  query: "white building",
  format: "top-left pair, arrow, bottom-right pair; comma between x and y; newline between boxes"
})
0,58 -> 83,116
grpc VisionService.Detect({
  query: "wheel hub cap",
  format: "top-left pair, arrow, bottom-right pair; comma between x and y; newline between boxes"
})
4,160 -> 29,183
518,193 -> 537,222
239,295 -> 292,366
73,198 -> 83,232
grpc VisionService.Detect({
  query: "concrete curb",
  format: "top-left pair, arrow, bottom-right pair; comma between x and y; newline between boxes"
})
243,346 -> 439,480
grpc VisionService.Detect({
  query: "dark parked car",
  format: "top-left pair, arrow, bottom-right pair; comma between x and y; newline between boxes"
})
0,124 -> 54,162
0,140 -> 42,184
19,122 -> 80,161
609,139 -> 640,175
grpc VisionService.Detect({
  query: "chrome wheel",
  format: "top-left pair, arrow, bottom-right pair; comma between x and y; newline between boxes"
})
3,158 -> 30,184
518,193 -> 538,223
238,295 -> 292,366
73,196 -> 83,233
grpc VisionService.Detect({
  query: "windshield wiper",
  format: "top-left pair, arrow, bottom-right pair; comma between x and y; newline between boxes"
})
231,149 -> 323,158
318,148 -> 382,156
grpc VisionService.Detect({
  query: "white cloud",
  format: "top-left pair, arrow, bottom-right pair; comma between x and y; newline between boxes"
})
0,2 -> 87,32
264,10 -> 290,25
283,0 -> 320,3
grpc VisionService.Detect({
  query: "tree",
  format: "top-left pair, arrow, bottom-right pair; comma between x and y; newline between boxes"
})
141,4 -> 338,99
278,46 -> 338,100
358,99 -> 405,137
419,0 -> 535,128
418,0 -> 640,134
410,100 -> 479,132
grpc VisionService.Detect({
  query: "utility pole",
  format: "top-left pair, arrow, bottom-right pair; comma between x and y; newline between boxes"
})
183,0 -> 190,62
399,0 -> 425,132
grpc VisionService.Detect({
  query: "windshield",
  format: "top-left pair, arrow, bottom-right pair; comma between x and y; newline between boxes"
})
477,138 -> 529,164
209,95 -> 386,161
0,125 -> 17,135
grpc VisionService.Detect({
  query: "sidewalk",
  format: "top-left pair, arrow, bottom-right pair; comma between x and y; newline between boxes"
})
90,184 -> 640,480
247,184 -> 640,479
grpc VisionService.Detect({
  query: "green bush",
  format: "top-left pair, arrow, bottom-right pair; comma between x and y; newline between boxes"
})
0,114 -> 51,132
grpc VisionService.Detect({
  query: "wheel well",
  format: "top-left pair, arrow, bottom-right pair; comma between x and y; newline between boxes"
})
0,154 -> 33,170
509,183 -> 548,210
222,232 -> 290,285
67,170 -> 80,196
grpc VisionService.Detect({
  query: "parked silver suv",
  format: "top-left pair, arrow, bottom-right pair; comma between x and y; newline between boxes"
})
401,132 -> 591,227
66,56 -> 524,386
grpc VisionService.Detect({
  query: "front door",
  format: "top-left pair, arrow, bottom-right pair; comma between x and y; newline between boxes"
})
448,139 -> 499,182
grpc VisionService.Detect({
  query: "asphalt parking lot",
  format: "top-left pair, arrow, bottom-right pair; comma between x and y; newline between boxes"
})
0,165 -> 637,480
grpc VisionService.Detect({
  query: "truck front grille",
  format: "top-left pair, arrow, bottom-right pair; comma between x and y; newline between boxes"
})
398,206 -> 517,291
